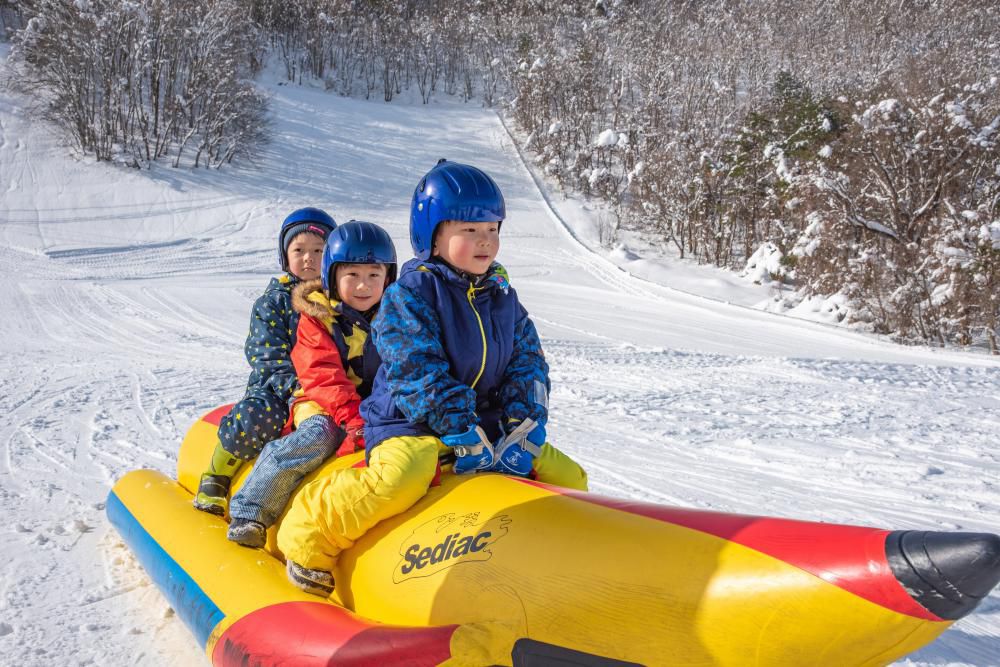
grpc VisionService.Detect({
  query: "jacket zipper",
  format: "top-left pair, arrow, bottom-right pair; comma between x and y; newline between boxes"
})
466,282 -> 488,389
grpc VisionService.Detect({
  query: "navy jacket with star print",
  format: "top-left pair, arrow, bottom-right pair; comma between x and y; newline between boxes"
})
241,274 -> 302,405
216,274 -> 304,460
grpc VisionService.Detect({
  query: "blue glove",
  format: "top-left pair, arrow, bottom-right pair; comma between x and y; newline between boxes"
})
492,419 -> 546,477
442,425 -> 494,474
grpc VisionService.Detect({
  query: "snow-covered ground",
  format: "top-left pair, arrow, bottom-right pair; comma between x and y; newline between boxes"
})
1,47 -> 999,666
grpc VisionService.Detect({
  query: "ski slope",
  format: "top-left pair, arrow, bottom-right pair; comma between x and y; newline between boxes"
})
1,48 -> 999,665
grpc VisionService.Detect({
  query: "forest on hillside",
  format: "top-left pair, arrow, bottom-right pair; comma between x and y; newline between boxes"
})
2,0 -> 998,351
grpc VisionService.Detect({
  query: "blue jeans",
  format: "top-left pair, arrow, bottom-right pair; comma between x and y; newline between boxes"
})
229,415 -> 343,527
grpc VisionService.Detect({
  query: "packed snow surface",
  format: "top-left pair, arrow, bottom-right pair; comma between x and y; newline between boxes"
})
1,50 -> 998,665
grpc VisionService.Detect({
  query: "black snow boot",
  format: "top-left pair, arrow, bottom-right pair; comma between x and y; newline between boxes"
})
227,518 -> 267,549
286,560 -> 335,596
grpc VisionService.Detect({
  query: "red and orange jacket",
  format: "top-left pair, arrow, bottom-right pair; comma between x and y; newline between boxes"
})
290,280 -> 381,456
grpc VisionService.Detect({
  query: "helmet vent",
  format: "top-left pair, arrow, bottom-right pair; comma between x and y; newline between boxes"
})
441,171 -> 463,194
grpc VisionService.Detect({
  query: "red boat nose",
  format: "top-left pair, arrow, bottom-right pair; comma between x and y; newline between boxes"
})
887,530 -> 1000,620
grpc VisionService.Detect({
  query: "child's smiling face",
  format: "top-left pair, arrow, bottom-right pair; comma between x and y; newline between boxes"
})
433,220 -> 500,276
286,233 -> 326,281
335,263 -> 388,311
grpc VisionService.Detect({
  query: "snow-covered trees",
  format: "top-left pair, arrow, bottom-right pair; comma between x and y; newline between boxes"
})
795,86 -> 1000,349
495,0 -> 998,350
5,0 -> 997,349
10,0 -> 266,168
0,1 -> 23,38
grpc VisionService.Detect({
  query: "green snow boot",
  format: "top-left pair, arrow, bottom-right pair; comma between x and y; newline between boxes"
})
193,474 -> 232,516
192,444 -> 244,516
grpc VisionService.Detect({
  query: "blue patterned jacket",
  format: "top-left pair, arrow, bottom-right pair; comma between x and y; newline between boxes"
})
361,258 -> 549,455
241,274 -> 301,404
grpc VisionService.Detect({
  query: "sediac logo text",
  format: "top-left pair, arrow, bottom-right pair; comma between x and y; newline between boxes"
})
400,531 -> 490,573
394,512 -> 511,582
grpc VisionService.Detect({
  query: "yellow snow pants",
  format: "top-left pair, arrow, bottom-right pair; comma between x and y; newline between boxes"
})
277,435 -> 588,572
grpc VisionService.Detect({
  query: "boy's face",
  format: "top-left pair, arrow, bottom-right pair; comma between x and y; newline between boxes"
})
286,233 -> 326,281
335,263 -> 388,311
433,220 -> 500,275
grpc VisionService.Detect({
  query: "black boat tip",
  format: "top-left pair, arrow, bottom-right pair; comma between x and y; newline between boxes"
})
886,530 -> 1000,620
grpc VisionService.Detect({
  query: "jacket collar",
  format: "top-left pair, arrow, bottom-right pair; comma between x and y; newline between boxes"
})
267,273 -> 300,292
401,257 -> 509,294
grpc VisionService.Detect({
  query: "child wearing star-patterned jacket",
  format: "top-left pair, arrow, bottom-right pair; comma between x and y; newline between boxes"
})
219,274 -> 303,458
193,209 -> 334,517
191,274 -> 306,514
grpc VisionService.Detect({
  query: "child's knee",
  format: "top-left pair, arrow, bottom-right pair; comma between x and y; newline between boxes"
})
219,396 -> 289,458
369,436 -> 440,492
298,415 -> 342,450
277,497 -> 337,571
535,444 -> 588,491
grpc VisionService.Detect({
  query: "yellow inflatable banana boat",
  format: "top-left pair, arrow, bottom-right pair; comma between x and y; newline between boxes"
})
107,405 -> 1000,666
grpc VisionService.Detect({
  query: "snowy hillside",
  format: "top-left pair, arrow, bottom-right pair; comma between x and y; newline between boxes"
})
1,48 -> 999,666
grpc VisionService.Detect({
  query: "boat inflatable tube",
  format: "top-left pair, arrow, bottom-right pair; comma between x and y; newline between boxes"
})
108,405 -> 1000,666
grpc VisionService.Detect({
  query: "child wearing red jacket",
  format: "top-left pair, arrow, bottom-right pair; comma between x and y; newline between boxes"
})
226,221 -> 396,548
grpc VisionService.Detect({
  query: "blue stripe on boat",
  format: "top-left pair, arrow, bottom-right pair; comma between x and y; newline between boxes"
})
106,490 -> 224,649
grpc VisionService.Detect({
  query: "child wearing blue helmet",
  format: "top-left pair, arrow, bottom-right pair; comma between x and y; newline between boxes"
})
277,160 -> 587,596
193,208 -> 336,517
226,221 -> 398,549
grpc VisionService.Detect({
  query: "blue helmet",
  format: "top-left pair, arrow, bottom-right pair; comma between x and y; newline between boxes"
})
410,159 -> 505,260
278,207 -> 337,271
322,220 -> 398,298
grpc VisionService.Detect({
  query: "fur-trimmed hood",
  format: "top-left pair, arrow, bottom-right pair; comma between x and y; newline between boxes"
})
291,279 -> 335,321
292,279 -> 380,330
